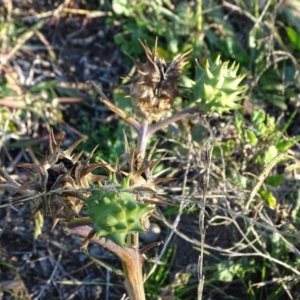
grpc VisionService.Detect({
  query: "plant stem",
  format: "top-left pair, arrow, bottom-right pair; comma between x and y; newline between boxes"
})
147,108 -> 201,137
68,225 -> 146,300
195,0 -> 202,31
137,108 -> 201,158
67,217 -> 93,228
90,82 -> 202,299
122,250 -> 146,300
90,81 -> 201,159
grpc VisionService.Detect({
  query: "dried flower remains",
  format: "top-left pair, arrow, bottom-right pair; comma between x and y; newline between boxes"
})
129,40 -> 191,122
16,130 -> 104,230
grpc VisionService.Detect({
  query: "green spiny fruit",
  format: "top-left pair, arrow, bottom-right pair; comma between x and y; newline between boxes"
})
194,55 -> 247,115
84,173 -> 154,247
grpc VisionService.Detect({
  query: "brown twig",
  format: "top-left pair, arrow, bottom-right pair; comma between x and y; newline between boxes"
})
89,80 -> 141,132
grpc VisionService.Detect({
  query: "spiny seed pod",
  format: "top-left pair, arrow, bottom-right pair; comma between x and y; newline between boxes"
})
17,130 -> 104,230
194,55 -> 247,115
129,39 -> 191,122
82,173 -> 154,248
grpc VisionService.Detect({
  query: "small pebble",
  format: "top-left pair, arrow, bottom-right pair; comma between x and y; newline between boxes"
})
140,223 -> 161,243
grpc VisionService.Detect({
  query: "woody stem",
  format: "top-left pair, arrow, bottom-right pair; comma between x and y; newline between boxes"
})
68,225 -> 146,300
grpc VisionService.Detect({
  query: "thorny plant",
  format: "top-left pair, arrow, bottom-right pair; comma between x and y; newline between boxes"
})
0,40 -> 247,299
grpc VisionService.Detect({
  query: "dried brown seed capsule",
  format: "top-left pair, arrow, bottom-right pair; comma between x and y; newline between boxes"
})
18,130 -> 105,230
129,39 -> 191,122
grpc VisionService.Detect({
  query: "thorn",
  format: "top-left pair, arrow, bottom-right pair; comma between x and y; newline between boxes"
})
147,139 -> 160,161
149,152 -> 168,172
72,150 -> 84,164
50,205 -> 63,232
89,174 -> 107,183
113,158 -> 119,172
85,145 -> 99,162
138,39 -> 156,65
15,181 -> 42,194
123,130 -> 130,154
56,132 -> 66,150
51,217 -> 60,232
154,36 -> 158,55
64,137 -> 86,157
80,229 -> 97,251
153,177 -> 175,184
49,128 -> 56,154
80,163 -> 105,177
140,241 -> 163,255
130,148 -> 136,173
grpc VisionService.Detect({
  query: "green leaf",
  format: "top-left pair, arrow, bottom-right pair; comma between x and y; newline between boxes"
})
263,145 -> 278,164
256,122 -> 267,136
286,27 -> 300,51
0,258 -> 15,271
276,136 -> 300,152
260,190 -> 277,208
216,260 -> 241,282
217,268 -> 234,282
251,109 -> 265,124
276,139 -> 295,152
266,175 -> 285,187
266,94 -> 288,110
29,80 -> 57,93
112,0 -> 130,16
234,111 -> 245,136
247,131 -> 258,146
